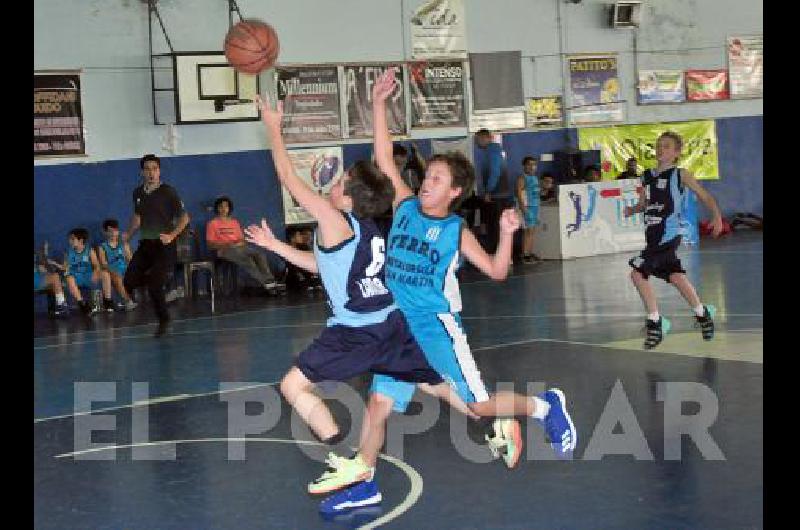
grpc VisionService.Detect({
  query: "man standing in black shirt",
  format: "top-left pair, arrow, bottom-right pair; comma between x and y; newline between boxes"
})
123,154 -> 190,337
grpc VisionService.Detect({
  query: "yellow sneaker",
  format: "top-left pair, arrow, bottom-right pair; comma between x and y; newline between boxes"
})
485,418 -> 523,469
308,453 -> 375,495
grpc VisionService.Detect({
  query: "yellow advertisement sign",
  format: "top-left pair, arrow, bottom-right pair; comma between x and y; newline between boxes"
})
578,120 -> 719,180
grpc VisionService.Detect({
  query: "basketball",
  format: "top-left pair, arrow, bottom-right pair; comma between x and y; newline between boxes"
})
223,19 -> 280,75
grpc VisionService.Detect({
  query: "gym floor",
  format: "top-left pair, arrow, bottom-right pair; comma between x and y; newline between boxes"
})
34,232 -> 762,529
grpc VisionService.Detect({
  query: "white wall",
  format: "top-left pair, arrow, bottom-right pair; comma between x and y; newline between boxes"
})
34,0 -> 762,165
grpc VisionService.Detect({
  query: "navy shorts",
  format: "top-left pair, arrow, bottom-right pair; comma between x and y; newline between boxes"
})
629,237 -> 685,282
296,309 -> 444,385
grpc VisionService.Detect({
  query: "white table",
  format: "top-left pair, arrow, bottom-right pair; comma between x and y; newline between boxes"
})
533,180 -> 646,260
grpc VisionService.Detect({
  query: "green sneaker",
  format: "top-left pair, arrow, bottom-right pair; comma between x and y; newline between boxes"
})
308,453 -> 375,495
485,418 -> 523,469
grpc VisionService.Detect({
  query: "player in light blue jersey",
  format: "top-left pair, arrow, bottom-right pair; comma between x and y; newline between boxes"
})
48,228 -> 112,317
315,70 -> 578,513
97,219 -> 137,312
515,156 -> 541,263
246,93 -> 479,499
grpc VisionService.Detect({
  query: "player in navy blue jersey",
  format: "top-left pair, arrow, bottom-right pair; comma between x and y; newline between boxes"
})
245,94 -> 478,497
624,131 -> 723,349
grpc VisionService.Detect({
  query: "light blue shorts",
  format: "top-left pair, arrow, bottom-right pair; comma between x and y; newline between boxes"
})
370,312 -> 489,413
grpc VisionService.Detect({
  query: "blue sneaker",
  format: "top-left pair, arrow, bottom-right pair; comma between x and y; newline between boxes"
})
319,479 -> 382,516
319,505 -> 383,526
540,388 -> 577,458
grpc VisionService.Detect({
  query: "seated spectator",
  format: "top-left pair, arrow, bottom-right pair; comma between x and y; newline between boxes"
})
97,219 -> 137,311
206,196 -> 283,295
284,225 -> 323,293
617,157 -> 640,180
584,165 -> 602,182
34,247 -> 68,317
540,173 -> 557,203
48,228 -> 113,316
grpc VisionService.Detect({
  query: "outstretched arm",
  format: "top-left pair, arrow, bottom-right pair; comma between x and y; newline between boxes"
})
681,169 -> 723,237
372,68 -> 413,210
244,219 -> 318,273
255,94 -> 352,249
460,209 -> 521,280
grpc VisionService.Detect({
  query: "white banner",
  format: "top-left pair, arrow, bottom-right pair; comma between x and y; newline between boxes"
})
410,0 -> 468,60
431,137 -> 473,163
728,35 -> 763,99
468,110 -> 526,132
282,146 -> 344,226
558,180 -> 645,259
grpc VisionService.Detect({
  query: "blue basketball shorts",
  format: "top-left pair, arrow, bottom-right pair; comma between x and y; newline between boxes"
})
371,312 -> 489,413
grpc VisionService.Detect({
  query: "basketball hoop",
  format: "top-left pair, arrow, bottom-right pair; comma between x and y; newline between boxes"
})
213,98 -> 253,112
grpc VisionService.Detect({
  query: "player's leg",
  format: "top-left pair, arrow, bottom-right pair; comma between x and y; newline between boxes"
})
630,268 -> 658,315
111,271 -> 137,309
96,270 -> 115,312
430,313 -> 577,458
417,382 -> 479,420
280,366 -> 340,442
65,274 -> 82,303
45,273 -> 68,315
629,253 -> 670,349
670,272 -> 716,340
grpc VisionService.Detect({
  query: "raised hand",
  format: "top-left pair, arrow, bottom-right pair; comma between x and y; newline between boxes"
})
372,68 -> 397,104
244,218 -> 278,250
254,93 -> 284,129
499,208 -> 522,234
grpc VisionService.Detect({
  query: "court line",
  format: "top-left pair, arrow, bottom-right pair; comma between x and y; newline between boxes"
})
33,338 -> 548,423
689,250 -> 763,255
461,313 -> 763,320
53,437 -> 422,530
32,271 -> 518,342
33,300 -> 329,341
33,382 -> 278,423
34,312 -> 763,351
33,322 -> 328,351
534,336 -> 764,364
33,327 -> 762,423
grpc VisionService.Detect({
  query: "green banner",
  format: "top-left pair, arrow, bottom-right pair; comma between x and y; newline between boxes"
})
578,120 -> 719,180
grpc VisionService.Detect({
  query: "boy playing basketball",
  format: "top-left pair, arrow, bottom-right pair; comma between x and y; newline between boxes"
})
245,94 -> 479,499
315,69 -> 577,514
624,131 -> 724,349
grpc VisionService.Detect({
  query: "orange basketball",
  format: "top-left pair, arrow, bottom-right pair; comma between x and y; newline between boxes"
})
224,19 -> 280,75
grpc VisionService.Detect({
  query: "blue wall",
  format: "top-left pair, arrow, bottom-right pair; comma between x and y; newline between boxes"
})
34,150 -> 285,263
705,115 -> 763,218
34,115 -> 762,258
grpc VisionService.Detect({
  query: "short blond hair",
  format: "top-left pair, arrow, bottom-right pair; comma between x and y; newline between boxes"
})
658,131 -> 683,151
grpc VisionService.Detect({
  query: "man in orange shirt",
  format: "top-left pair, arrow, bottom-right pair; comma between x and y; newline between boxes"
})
206,196 -> 282,294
